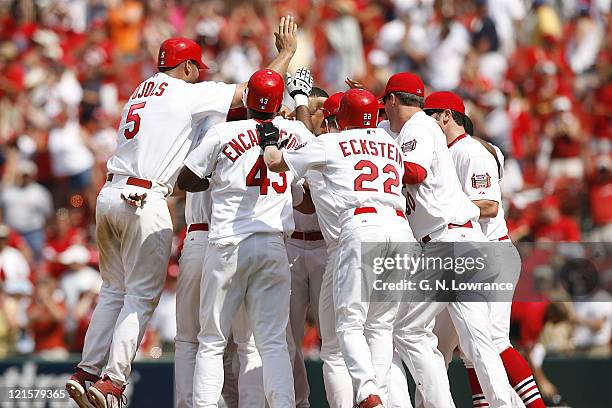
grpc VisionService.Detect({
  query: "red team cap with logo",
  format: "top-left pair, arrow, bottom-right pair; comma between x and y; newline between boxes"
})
380,72 -> 425,99
424,91 -> 474,135
424,91 -> 465,114
246,69 -> 284,113
337,89 -> 379,130
158,38 -> 207,69
322,92 -> 344,119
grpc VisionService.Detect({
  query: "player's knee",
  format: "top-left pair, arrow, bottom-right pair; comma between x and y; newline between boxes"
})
492,336 -> 512,353
198,338 -> 228,356
255,338 -> 287,357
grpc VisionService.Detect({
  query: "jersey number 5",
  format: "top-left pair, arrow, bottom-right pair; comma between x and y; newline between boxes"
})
246,156 -> 287,195
354,160 -> 400,195
124,102 -> 146,139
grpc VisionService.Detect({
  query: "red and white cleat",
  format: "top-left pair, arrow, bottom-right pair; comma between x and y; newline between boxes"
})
354,394 -> 384,408
66,368 -> 100,408
86,376 -> 127,408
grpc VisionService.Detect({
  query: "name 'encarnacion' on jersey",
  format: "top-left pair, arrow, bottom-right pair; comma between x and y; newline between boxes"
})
223,128 -> 298,162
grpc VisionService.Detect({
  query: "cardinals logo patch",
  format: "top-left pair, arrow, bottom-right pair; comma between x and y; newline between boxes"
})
402,139 -> 417,152
471,173 -> 491,189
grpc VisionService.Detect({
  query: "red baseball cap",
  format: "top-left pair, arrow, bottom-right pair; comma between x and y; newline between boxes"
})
424,91 -> 465,114
158,38 -> 207,70
424,91 -> 474,134
322,92 -> 344,119
380,72 -> 425,99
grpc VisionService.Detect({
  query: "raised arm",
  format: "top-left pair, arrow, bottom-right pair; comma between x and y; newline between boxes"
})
286,68 -> 315,132
230,15 -> 298,108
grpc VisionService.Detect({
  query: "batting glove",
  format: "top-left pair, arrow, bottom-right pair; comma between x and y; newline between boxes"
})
257,121 -> 280,148
286,68 -> 313,98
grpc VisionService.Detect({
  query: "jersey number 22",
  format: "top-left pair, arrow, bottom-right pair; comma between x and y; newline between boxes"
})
354,160 -> 400,195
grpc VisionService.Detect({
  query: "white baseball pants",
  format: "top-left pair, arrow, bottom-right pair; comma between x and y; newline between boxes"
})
319,241 -> 413,408
193,232 -> 294,408
432,241 -> 524,408
318,242 -> 354,408
79,183 -> 173,385
388,351 -> 413,408
176,228 -> 242,408
232,304 -> 266,408
435,241 -> 522,365
335,209 -> 416,405
286,237 -> 326,408
395,224 -> 512,408
176,229 -> 209,408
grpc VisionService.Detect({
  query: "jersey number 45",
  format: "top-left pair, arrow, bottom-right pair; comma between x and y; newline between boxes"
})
246,156 -> 287,195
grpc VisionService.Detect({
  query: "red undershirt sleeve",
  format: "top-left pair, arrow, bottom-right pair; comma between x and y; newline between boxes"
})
403,162 -> 427,184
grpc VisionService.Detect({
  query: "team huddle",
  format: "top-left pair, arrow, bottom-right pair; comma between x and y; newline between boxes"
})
64,17 -> 545,408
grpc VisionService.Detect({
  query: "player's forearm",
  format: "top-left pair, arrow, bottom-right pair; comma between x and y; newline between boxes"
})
264,146 -> 289,172
177,167 -> 210,192
184,178 -> 210,192
266,49 -> 294,79
231,83 -> 247,108
294,104 -> 315,132
473,199 -> 499,218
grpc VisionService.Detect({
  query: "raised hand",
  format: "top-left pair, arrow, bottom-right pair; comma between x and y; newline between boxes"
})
345,77 -> 365,89
274,15 -> 298,55
286,67 -> 313,98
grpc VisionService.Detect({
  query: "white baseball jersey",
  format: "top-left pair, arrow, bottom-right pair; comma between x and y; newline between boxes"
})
184,116 -> 314,245
184,114 -> 226,226
292,209 -> 321,233
185,191 -> 212,225
283,128 -> 407,219
448,134 -> 509,241
385,112 -> 479,240
106,73 -> 236,193
304,170 -> 341,243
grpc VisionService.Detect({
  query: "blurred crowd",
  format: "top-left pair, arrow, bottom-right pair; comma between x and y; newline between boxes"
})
0,0 -> 610,399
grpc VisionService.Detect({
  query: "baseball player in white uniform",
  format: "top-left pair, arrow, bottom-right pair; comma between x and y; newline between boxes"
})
280,72 -> 328,408
378,73 -> 513,408
286,208 -> 325,408
295,90 -> 355,408
66,17 -> 299,408
424,91 -> 545,408
177,69 -> 314,408
177,189 -> 213,407
288,87 -> 413,408
263,89 -> 417,408
176,114 -> 246,408
66,37 -> 239,408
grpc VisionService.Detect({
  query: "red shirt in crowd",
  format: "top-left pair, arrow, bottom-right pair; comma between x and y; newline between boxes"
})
589,181 -> 612,226
28,302 -> 67,352
533,217 -> 581,241
511,301 -> 549,349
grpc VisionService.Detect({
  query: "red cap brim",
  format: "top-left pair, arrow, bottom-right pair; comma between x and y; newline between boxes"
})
196,59 -> 208,69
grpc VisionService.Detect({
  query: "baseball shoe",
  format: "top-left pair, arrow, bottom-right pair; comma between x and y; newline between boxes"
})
354,394 -> 384,408
66,368 -> 100,408
86,376 -> 127,408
